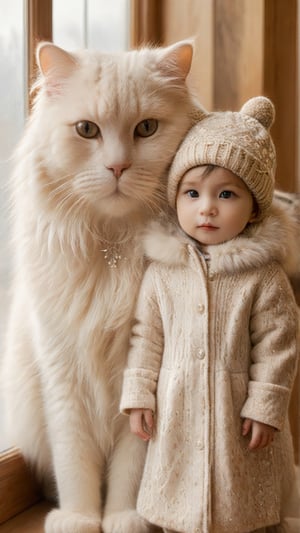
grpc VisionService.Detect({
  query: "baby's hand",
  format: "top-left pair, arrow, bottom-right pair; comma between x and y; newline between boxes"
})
242,418 -> 276,450
129,408 -> 154,441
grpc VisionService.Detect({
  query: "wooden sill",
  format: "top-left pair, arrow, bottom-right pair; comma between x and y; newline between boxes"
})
0,501 -> 51,532
0,448 -> 44,526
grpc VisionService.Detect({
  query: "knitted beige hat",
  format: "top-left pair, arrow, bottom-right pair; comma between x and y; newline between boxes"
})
168,96 -> 276,219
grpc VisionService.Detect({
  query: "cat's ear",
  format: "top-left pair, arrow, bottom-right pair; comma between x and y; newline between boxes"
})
36,42 -> 77,94
37,42 -> 77,76
158,40 -> 194,81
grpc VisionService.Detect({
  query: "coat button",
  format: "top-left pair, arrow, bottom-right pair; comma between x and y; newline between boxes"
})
197,349 -> 205,359
198,303 -> 205,313
208,268 -> 215,280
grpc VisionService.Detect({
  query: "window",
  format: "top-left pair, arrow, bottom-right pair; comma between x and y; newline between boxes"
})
53,0 -> 129,51
0,0 -> 129,453
0,0 -> 25,452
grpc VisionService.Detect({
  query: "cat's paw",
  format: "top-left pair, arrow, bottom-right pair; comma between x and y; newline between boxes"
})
44,509 -> 101,533
102,510 -> 152,533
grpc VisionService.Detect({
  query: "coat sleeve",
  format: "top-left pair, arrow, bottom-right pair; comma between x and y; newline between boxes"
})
120,264 -> 163,414
240,263 -> 299,431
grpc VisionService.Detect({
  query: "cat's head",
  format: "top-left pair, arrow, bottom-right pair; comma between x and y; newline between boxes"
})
28,40 -> 199,224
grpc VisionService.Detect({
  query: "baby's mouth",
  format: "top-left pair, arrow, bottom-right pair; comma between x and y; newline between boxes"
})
198,223 -> 219,230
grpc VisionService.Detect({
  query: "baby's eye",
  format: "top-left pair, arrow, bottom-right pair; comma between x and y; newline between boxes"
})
135,119 -> 158,138
187,190 -> 199,198
219,190 -> 234,199
75,121 -> 100,139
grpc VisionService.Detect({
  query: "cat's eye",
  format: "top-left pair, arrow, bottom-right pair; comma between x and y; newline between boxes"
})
75,121 -> 100,139
135,119 -> 158,138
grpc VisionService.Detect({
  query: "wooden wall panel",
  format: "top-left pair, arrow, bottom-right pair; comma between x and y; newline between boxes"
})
130,0 -> 162,46
162,0 -> 215,111
263,0 -> 298,193
214,0 -> 264,110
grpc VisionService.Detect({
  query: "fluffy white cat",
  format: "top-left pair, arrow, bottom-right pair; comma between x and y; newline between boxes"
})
2,40 -> 202,532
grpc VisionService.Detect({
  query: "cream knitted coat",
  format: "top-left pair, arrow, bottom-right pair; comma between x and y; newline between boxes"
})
120,204 -> 299,533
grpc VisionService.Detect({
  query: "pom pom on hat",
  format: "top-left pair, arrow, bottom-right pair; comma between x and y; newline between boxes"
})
240,96 -> 275,129
168,96 -> 276,220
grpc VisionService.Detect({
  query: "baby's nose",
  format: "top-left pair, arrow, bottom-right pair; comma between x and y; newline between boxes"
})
199,197 -> 217,216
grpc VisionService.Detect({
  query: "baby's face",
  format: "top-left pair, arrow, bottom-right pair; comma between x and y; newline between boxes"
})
176,166 -> 256,246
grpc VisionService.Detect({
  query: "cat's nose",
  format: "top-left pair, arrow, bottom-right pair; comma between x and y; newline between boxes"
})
107,162 -> 131,179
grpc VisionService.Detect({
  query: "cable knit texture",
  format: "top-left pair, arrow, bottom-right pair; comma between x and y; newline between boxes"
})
120,204 -> 299,533
168,96 -> 276,220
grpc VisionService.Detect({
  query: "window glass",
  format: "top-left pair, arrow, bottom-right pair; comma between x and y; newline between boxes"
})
87,0 -> 129,50
53,0 -> 86,49
0,0 -> 25,450
53,0 -> 129,51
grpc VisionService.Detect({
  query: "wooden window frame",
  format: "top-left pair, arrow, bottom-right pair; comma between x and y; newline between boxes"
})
27,0 -> 52,109
0,0 -> 52,526
0,448 -> 42,525
130,0 -> 162,46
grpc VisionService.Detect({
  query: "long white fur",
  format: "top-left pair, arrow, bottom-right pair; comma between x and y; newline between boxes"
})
2,41 -> 200,532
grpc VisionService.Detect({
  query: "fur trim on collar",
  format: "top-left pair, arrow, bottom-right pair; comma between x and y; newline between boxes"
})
143,203 -> 299,276
143,221 -> 189,266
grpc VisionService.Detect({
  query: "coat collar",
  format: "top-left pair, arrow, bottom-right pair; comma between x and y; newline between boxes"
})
143,203 -> 299,276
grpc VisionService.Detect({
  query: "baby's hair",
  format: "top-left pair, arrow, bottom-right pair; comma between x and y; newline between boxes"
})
177,164 -> 217,192
200,164 -> 217,177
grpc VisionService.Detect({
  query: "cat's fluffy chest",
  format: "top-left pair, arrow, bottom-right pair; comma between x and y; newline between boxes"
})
25,227 -> 144,338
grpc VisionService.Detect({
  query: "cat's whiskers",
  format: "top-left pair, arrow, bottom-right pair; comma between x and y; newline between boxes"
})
38,173 -> 74,190
122,174 -> 165,214
57,191 -> 87,222
134,184 -> 161,207
75,169 -> 104,184
77,168 -> 101,179
45,177 -> 77,202
38,177 -> 76,210
73,171 -> 118,199
52,189 -> 77,214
